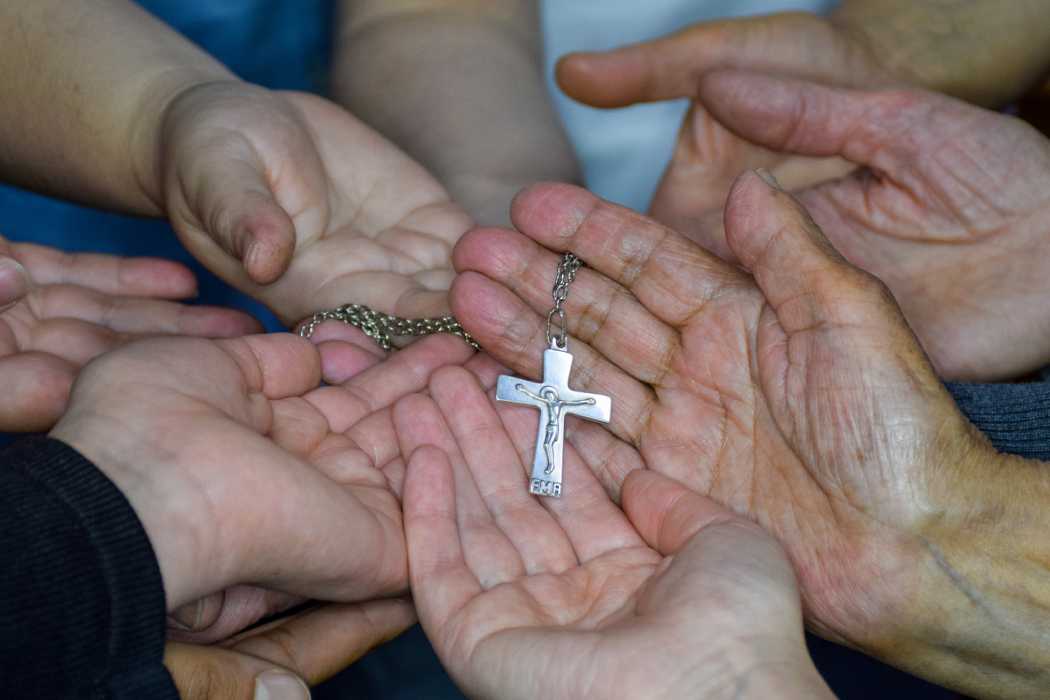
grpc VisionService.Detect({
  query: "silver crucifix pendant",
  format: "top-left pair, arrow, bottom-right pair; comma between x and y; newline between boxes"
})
496,341 -> 611,497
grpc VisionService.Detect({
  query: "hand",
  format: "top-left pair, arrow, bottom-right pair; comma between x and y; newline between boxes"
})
50,333 -> 415,613
556,11 -> 897,221
154,81 -> 473,324
397,370 -> 832,700
665,73 -> 1050,380
555,5 -> 1050,263
166,598 -> 415,700
0,237 -> 258,432
162,328 -> 475,642
449,176 -> 1041,697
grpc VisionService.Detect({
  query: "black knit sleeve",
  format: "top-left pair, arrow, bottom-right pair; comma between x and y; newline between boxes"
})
0,438 -> 178,699
948,381 -> 1050,460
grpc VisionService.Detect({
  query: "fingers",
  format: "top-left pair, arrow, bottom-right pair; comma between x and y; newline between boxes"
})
216,334 -> 322,400
305,322 -> 385,384
166,642 -> 311,700
395,394 -> 525,589
621,470 -> 736,556
557,24 -> 724,107
495,399 -> 647,562
305,333 -> 472,433
450,271 -> 655,445
316,340 -> 384,385
10,243 -> 199,299
0,256 -> 29,312
403,443 -> 483,630
32,284 -> 261,337
453,226 -> 679,385
502,183 -> 743,327
0,353 -> 75,432
181,145 -> 297,285
168,587 -> 303,645
230,599 -> 416,683
428,367 -> 578,574
697,70 -> 934,173
166,598 -> 415,699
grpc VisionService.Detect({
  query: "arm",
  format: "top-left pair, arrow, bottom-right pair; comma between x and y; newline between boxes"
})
0,0 -> 233,215
0,438 -> 177,699
832,0 -> 1050,106
0,0 -> 480,317
514,383 -> 544,402
332,0 -> 579,226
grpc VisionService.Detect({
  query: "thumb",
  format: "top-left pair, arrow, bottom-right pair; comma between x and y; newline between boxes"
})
724,170 -> 917,348
622,469 -> 739,555
0,255 -> 29,313
166,645 -> 311,700
556,13 -> 879,108
177,143 -> 296,285
166,598 -> 416,700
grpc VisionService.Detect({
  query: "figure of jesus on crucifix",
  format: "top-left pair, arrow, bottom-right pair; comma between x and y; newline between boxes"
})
514,384 -> 596,475
496,345 -> 611,497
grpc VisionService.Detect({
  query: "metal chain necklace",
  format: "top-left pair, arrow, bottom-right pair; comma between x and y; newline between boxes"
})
298,304 -> 480,351
297,253 -> 611,498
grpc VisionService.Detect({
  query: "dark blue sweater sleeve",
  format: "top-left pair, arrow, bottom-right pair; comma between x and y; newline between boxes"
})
948,381 -> 1050,460
0,438 -> 178,699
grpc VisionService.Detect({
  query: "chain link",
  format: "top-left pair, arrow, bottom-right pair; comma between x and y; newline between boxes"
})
298,304 -> 480,351
297,253 -> 581,352
546,253 -> 582,349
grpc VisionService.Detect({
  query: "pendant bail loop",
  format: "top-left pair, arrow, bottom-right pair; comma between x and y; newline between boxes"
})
546,307 -> 568,350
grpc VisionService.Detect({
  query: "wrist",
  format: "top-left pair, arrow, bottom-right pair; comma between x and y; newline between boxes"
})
673,639 -> 832,700
865,445 -> 1050,697
50,412 -> 230,611
830,0 -> 1050,106
128,70 -> 240,216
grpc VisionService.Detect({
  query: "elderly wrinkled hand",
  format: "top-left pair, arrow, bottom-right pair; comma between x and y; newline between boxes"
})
448,173 -> 1050,699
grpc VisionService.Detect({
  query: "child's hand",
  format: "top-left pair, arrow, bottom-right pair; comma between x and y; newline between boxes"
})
155,82 -> 473,325
0,237 -> 258,431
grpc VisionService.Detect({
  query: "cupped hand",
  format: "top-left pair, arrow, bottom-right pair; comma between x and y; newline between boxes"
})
0,237 -> 258,432
157,81 -> 473,324
162,328 -> 475,642
166,598 -> 415,700
49,333 -> 415,613
672,73 -> 1050,380
449,176 -> 999,688
398,368 -> 832,700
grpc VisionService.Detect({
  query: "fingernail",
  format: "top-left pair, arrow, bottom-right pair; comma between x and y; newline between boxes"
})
255,670 -> 311,700
0,258 -> 29,311
169,599 -> 203,631
755,168 -> 783,191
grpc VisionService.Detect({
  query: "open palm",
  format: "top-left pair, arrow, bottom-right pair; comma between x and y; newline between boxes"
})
165,329 -> 476,642
450,175 -> 995,682
397,364 -> 827,700
0,238 -> 258,431
160,83 -> 473,325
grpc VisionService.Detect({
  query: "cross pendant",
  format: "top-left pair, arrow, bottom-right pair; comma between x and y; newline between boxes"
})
495,343 -> 611,497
